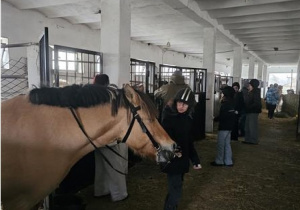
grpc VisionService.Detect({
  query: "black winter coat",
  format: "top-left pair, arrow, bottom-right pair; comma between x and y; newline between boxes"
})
161,106 -> 200,174
218,99 -> 236,131
245,88 -> 262,114
234,91 -> 245,114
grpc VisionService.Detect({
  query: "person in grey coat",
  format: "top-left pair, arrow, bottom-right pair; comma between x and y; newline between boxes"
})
243,79 -> 262,145
93,74 -> 128,202
154,70 -> 191,107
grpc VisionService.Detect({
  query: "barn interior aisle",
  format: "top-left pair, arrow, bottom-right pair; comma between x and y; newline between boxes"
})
80,109 -> 300,210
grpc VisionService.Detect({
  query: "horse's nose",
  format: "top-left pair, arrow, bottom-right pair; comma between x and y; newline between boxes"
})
172,143 -> 177,151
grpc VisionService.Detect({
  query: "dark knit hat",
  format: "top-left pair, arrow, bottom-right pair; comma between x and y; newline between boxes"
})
249,79 -> 259,88
221,86 -> 235,98
232,82 -> 240,89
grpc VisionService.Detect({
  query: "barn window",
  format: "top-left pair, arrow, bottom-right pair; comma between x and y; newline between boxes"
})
1,37 -> 9,69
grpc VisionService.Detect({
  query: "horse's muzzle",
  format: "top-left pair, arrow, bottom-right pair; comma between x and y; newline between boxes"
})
156,143 -> 180,165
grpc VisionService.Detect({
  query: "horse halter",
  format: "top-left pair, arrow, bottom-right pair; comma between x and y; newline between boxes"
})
122,103 -> 176,168
68,100 -> 168,175
121,103 -> 160,151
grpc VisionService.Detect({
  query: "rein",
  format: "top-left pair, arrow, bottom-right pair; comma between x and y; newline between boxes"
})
69,107 -> 127,175
69,101 -> 162,175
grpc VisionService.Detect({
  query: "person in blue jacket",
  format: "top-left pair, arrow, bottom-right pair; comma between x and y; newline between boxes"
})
265,83 -> 279,119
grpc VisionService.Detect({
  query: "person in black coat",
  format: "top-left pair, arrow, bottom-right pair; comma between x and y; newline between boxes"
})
243,79 -> 262,144
231,82 -> 245,140
211,86 -> 236,167
161,88 -> 202,210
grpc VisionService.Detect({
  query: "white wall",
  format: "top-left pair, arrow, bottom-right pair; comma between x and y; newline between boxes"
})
267,66 -> 297,73
1,1 -> 101,60
131,41 -> 202,68
2,1 -> 230,76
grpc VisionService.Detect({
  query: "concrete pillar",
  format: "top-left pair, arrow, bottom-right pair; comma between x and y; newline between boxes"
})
262,65 -> 268,98
232,46 -> 243,83
27,45 -> 40,88
203,27 -> 216,133
248,57 -> 255,79
100,0 -> 131,87
296,54 -> 300,94
257,62 -> 263,80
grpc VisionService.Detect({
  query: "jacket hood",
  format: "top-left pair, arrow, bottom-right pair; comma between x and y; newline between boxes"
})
170,74 -> 186,85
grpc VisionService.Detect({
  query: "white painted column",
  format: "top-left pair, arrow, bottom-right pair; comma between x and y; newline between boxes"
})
257,61 -> 263,80
203,27 -> 216,133
296,54 -> 300,94
262,65 -> 268,97
100,0 -> 131,87
248,56 -> 255,79
232,46 -> 243,83
27,45 -> 40,88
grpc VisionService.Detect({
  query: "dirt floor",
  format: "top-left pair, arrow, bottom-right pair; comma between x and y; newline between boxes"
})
79,109 -> 300,210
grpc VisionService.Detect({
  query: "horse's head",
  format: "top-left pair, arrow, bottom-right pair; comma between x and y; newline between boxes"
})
121,84 -> 177,165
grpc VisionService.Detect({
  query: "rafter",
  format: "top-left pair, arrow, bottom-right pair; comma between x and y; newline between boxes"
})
208,1 -> 300,18
196,0 -> 296,10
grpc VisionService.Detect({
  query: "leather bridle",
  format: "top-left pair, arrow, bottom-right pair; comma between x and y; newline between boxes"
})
69,101 -> 165,175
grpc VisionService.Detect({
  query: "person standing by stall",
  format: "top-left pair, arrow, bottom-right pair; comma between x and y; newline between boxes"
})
231,82 -> 245,141
243,79 -> 262,145
211,86 -> 236,167
93,74 -> 128,202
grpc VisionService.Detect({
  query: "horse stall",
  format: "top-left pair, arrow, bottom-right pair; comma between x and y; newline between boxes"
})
50,45 -> 103,209
130,58 -> 156,96
157,65 -> 207,140
1,53 -> 28,101
52,45 -> 102,87
1,28 -> 47,100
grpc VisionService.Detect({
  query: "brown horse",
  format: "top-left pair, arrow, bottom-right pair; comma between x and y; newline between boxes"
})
1,84 -> 176,210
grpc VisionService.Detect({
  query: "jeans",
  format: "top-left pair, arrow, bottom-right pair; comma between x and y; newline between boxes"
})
268,104 -> 276,119
215,130 -> 233,165
164,174 -> 184,210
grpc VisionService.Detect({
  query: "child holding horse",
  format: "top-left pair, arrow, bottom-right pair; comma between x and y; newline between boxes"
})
161,88 -> 202,210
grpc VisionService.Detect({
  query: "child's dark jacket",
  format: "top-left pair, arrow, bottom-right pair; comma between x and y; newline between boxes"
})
161,106 -> 200,174
218,99 -> 236,131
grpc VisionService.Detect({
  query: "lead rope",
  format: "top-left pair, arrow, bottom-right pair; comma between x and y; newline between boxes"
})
69,107 -> 127,175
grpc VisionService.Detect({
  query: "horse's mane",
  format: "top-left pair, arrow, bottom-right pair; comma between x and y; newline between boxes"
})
29,84 -> 158,119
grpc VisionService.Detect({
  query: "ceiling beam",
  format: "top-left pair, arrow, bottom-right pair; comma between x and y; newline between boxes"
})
223,19 -> 300,30
9,0 -> 91,9
65,14 -> 101,24
196,0 -> 296,10
132,26 -> 202,37
236,30 -> 300,38
240,35 -> 300,42
163,0 -> 266,64
208,2 -> 300,18
230,26 -> 300,34
132,33 -> 203,42
217,11 -> 300,24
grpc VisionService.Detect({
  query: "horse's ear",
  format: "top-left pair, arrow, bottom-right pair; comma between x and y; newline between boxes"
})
124,84 -> 139,105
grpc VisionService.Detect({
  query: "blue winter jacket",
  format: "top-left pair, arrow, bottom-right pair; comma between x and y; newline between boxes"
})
266,87 -> 279,105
